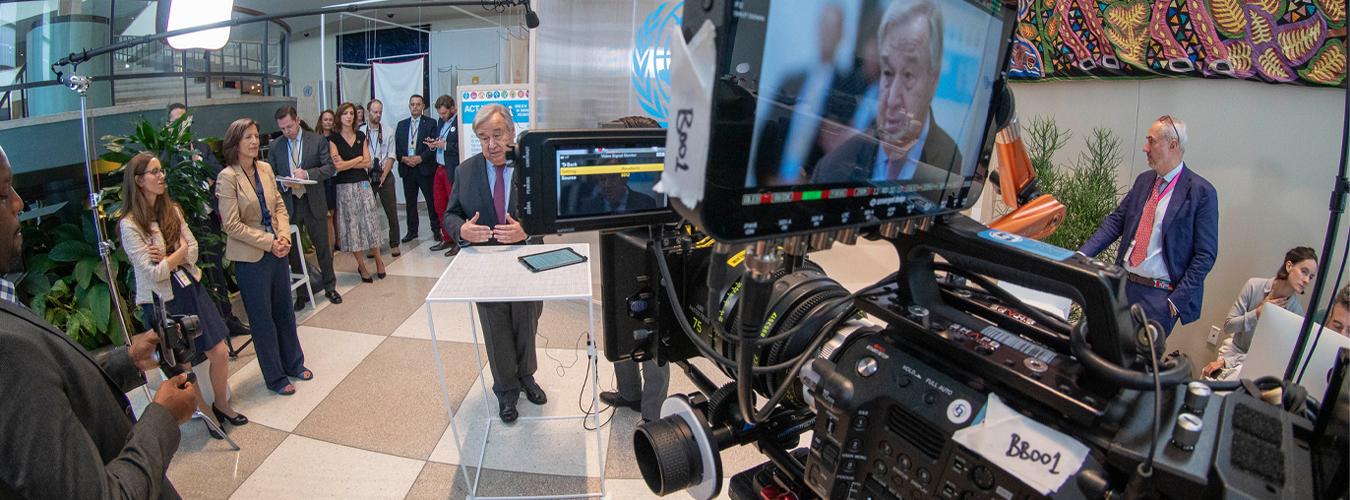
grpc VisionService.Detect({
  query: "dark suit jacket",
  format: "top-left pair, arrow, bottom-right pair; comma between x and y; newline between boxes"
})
810,115 -> 963,184
0,301 -> 181,499
579,188 -> 658,214
435,117 -> 461,178
1080,165 -> 1219,324
266,129 -> 337,217
753,66 -> 870,184
443,154 -> 537,247
395,116 -> 439,178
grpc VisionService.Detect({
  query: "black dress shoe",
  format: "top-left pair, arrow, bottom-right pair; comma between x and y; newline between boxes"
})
434,233 -> 444,242
499,400 -> 519,423
523,383 -> 548,405
294,294 -> 310,311
599,391 -> 640,411
213,405 -> 249,426
325,289 -> 343,304
429,241 -> 452,252
401,234 -> 419,243
444,247 -> 459,257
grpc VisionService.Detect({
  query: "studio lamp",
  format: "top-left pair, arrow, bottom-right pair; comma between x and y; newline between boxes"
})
160,0 -> 235,50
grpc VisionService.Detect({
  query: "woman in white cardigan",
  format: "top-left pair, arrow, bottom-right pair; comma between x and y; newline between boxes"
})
119,152 -> 247,438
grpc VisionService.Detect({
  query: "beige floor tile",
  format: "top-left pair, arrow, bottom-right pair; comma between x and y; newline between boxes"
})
227,326 -> 385,432
383,241 -> 456,278
303,276 -> 437,336
167,422 -> 290,500
406,462 -> 603,499
229,435 -> 423,499
292,337 -> 482,460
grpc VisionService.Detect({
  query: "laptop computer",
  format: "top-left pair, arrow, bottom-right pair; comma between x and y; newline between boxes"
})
1237,304 -> 1350,399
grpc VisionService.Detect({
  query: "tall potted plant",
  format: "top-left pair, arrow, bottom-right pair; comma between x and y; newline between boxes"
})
17,114 -> 221,349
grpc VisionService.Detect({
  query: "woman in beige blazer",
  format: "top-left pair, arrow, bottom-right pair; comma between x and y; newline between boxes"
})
216,118 -> 311,396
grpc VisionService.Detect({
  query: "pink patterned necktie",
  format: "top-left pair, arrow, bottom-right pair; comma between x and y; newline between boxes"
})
1128,177 -> 1165,267
493,165 -> 508,225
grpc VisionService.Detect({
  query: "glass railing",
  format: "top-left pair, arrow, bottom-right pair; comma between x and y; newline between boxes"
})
0,0 -> 290,121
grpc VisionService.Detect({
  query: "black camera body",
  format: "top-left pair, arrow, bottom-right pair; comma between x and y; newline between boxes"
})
150,295 -> 201,381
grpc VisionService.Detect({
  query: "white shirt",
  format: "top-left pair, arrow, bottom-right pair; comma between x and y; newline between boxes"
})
361,123 -> 395,165
1124,162 -> 1184,280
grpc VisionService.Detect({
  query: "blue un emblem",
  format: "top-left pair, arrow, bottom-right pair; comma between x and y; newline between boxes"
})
631,1 -> 683,124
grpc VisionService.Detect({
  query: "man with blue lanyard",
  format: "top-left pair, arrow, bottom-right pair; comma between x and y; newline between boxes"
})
269,106 -> 341,309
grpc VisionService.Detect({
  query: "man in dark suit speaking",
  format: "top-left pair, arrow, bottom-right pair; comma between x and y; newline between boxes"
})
1080,116 -> 1218,337
578,174 -> 658,215
396,95 -> 442,243
0,146 -> 198,498
442,103 -> 546,423
812,0 -> 962,185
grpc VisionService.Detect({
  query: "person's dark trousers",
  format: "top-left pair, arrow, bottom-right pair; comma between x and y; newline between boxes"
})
287,193 -> 336,292
476,300 -> 543,403
235,254 -> 305,392
374,175 -> 400,248
402,171 -> 439,239
614,359 -> 670,422
1125,281 -> 1178,337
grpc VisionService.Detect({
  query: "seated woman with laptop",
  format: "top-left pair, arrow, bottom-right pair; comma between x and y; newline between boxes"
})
1204,247 -> 1318,380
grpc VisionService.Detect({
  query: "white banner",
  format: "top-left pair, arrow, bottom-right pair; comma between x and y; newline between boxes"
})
339,66 -> 371,106
457,84 -> 533,163
373,57 -> 426,204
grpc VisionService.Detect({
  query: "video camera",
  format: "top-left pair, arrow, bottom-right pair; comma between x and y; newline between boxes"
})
510,0 -> 1348,498
149,294 -> 202,381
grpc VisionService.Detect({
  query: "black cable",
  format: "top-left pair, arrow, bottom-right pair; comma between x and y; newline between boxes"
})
1296,239 -> 1349,383
1070,321 -> 1192,389
933,262 -> 1072,339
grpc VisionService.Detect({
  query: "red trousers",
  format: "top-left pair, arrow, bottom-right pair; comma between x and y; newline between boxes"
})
433,165 -> 453,242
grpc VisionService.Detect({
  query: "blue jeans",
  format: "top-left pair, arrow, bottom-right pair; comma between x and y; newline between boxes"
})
235,254 -> 306,392
1125,281 -> 1178,338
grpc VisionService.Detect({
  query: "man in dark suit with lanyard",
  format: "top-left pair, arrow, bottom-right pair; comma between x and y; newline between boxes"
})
0,145 -> 198,498
269,105 -> 342,309
1080,115 -> 1219,337
442,103 -> 545,423
396,94 -> 441,244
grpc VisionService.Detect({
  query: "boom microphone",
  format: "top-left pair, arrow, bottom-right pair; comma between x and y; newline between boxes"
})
523,0 -> 540,29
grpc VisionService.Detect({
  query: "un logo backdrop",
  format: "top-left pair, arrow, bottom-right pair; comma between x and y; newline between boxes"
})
632,1 -> 684,124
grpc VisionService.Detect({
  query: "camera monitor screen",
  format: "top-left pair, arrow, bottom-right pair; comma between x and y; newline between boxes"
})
556,145 -> 667,219
682,0 -> 1013,241
515,129 -> 678,235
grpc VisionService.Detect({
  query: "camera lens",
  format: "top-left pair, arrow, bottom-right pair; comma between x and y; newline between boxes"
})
634,415 -> 704,495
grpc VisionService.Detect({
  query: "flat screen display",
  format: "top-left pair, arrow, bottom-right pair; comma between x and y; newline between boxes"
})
682,0 -> 1012,241
556,145 -> 668,219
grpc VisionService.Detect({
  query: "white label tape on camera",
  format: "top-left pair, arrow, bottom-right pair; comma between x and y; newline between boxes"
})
654,19 -> 716,207
950,393 -> 1089,495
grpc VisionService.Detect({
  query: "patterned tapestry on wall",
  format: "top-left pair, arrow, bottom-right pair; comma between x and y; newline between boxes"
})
1009,0 -> 1347,86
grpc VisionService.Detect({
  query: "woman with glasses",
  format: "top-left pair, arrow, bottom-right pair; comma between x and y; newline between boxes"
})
119,152 -> 247,436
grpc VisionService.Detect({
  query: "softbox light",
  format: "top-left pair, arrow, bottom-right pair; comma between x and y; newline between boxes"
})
160,0 -> 235,50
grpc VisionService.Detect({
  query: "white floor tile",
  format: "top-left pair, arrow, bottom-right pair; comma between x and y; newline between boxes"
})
427,347 -> 615,477
391,302 -> 475,342
383,243 -> 455,279
293,271 -> 363,324
230,435 -> 423,499
226,326 -> 385,432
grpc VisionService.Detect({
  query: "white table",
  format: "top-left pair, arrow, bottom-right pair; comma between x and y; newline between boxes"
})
424,243 -> 604,500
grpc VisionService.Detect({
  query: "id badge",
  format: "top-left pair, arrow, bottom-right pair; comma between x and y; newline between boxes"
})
172,268 -> 191,288
359,180 -> 371,190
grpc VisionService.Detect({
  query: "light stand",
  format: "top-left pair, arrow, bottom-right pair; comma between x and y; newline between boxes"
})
66,71 -> 239,451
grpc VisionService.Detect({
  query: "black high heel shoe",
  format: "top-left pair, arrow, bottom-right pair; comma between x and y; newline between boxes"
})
213,405 -> 249,426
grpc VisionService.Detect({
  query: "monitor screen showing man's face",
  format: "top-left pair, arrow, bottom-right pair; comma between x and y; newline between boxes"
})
877,15 -> 938,152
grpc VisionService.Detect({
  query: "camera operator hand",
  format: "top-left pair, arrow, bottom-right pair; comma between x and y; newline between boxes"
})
153,373 -> 199,424
493,214 -> 528,244
129,330 -> 161,371
461,212 -> 493,243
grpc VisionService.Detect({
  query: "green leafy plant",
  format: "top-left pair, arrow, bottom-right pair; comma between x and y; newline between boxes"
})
1023,116 -> 1124,261
17,114 -> 223,349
